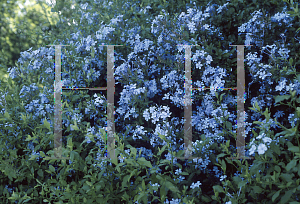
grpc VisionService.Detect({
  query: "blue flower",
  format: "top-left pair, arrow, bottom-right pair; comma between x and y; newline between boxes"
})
143,39 -> 153,51
175,168 -> 182,175
39,93 -> 49,104
187,21 -> 196,34
257,143 -> 267,155
216,2 -> 229,14
220,175 -> 227,181
278,47 -> 290,59
275,78 -> 287,92
203,24 -> 210,30
190,181 -> 202,189
81,2 -> 89,10
271,7 -> 294,26
177,176 -> 185,183
249,144 -> 256,155
71,31 -> 80,41
95,26 -> 115,41
274,110 -> 285,118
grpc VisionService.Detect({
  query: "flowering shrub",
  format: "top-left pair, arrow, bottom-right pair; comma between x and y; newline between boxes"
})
0,0 -> 300,203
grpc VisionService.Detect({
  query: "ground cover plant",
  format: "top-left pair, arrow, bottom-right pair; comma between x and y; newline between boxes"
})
0,0 -> 300,203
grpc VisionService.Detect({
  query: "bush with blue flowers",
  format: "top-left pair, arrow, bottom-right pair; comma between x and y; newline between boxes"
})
0,0 -> 300,203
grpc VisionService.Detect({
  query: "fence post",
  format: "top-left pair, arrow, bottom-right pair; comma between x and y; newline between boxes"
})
176,44 -> 202,160
45,44 -> 70,160
228,44 -> 253,160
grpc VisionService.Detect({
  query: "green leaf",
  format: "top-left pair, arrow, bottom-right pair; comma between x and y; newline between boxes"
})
82,184 -> 90,191
70,151 -> 79,162
217,153 -> 226,160
122,175 -> 130,189
130,147 -> 137,157
39,151 -> 46,157
135,192 -> 146,203
49,165 -> 55,172
95,184 -> 101,192
42,118 -> 51,131
281,173 -> 293,183
271,143 -> 281,155
238,180 -> 247,189
252,186 -> 263,193
297,107 -> 300,117
111,155 -> 118,166
70,120 -> 79,131
138,148 -> 142,157
275,128 -> 297,137
37,169 -> 44,177
286,160 -> 297,171
128,169 -> 137,183
225,121 -> 232,130
25,135 -> 32,141
289,57 -> 293,65
274,95 -> 291,105
280,189 -> 293,204
72,95 -> 81,102
271,171 -> 276,182
91,47 -> 95,58
29,154 -> 39,161
220,93 -> 225,102
125,158 -> 134,166
97,169 -> 106,180
20,113 -> 27,124
274,165 -> 281,173
137,157 -> 153,168
254,101 -> 260,111
157,145 -> 168,156
142,179 -> 145,191
67,137 -> 73,151
272,189 -> 282,202
288,146 -> 300,153
4,111 -> 10,119
158,133 -> 166,141
221,159 -> 226,172
175,150 -> 185,159
213,185 -> 224,193
165,181 -> 180,193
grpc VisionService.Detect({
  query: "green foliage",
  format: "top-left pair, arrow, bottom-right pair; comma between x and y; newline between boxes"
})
283,0 -> 300,32
212,86 -> 300,203
0,0 -> 61,74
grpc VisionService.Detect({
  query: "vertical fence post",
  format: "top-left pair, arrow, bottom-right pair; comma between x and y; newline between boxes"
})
228,44 -> 253,160
97,45 -> 123,161
176,44 -> 202,160
46,44 -> 70,160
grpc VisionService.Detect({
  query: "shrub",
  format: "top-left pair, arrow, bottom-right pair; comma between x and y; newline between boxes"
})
0,0 -> 299,203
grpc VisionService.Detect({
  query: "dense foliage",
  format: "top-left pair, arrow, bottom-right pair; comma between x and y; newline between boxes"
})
0,0 -> 62,73
0,0 -> 299,203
